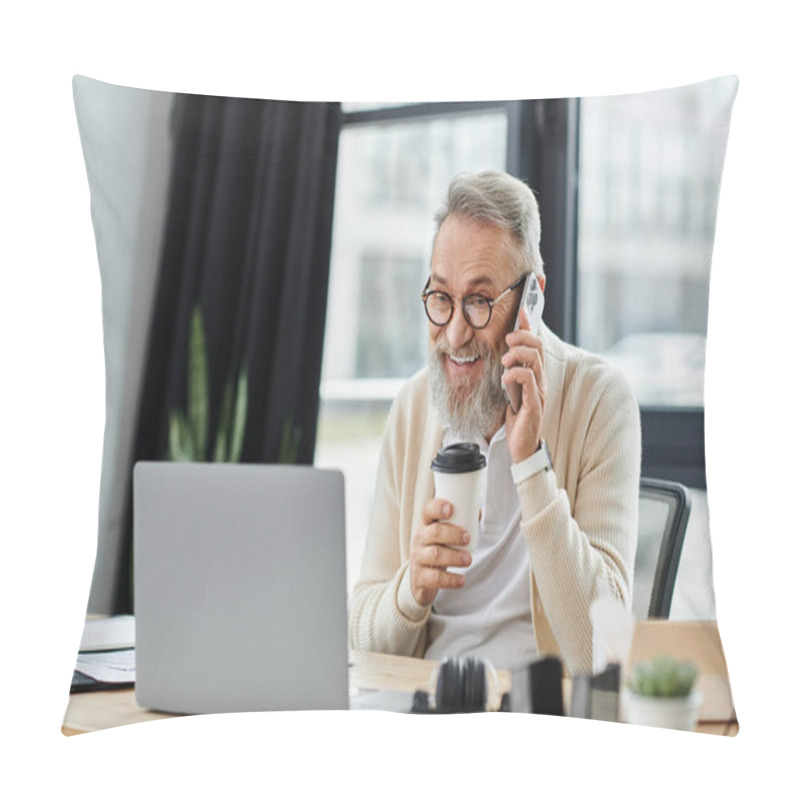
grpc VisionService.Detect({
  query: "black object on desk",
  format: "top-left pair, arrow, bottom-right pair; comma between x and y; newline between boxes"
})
569,663 -> 620,722
410,656 -> 491,713
509,656 -> 565,715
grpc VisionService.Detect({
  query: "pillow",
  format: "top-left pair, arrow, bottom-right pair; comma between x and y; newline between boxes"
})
65,75 -> 738,737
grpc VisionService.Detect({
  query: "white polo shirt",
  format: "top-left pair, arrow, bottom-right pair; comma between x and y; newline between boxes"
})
424,425 -> 537,670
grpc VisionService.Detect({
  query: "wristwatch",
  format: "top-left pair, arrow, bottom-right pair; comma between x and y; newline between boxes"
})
511,440 -> 553,485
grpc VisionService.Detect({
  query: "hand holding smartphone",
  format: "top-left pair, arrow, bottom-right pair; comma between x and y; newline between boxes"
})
502,273 -> 545,414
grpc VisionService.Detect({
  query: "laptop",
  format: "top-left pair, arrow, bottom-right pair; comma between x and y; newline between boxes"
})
133,461 -> 350,715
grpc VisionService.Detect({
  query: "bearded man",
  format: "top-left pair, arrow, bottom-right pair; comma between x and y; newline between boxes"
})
348,171 -> 641,675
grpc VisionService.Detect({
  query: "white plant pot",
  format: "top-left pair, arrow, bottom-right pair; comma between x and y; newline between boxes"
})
622,688 -> 704,731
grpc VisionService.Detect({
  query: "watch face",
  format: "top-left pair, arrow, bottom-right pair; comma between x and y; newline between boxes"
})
511,441 -> 552,484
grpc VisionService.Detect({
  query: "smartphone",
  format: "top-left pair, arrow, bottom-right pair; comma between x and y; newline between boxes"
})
502,273 -> 545,413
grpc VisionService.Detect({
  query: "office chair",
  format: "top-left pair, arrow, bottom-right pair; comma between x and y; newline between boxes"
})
634,477 -> 692,619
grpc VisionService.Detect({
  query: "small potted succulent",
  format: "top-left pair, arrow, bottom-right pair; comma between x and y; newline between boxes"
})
622,655 -> 703,731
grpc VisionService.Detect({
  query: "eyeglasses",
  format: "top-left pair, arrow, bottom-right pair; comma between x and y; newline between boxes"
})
421,274 -> 527,330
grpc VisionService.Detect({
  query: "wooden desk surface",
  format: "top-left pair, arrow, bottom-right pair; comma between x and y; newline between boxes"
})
62,619 -> 737,736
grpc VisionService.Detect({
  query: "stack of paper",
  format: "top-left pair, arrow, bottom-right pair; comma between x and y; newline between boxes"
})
75,648 -> 136,683
74,615 -> 136,685
79,615 -> 135,652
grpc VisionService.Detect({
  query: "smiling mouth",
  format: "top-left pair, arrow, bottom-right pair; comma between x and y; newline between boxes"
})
445,354 -> 484,380
449,355 -> 480,365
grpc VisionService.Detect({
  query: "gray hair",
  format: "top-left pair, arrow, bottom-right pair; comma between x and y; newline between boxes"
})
433,170 -> 545,278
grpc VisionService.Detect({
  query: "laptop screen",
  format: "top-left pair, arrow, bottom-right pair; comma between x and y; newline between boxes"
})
133,462 -> 349,714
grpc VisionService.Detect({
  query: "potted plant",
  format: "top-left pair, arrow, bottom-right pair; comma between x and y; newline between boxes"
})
166,304 -> 301,464
622,655 -> 703,731
167,306 -> 248,463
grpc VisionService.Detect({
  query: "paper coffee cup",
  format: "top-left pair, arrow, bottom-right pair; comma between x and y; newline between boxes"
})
431,443 -> 486,554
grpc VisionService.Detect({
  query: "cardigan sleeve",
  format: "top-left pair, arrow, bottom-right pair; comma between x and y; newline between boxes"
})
516,361 -> 641,675
348,378 -> 431,656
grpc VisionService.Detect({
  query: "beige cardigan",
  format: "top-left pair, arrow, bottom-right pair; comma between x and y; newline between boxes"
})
348,324 -> 641,675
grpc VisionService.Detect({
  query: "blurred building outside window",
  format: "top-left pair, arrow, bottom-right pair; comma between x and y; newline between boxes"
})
577,80 -> 734,407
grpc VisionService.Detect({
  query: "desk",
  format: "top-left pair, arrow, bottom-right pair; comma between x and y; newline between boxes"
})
62,619 -> 737,736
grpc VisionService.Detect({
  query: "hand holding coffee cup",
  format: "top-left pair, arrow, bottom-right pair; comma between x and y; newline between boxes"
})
409,498 -> 472,607
408,444 -> 486,608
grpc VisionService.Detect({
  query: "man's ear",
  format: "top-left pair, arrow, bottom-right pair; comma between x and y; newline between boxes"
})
538,275 -> 546,294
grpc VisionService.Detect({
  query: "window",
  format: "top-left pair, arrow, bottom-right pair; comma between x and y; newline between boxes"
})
576,80 -> 735,409
322,108 -> 508,388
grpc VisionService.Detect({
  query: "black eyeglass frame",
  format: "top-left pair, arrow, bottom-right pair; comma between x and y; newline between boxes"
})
421,273 -> 528,330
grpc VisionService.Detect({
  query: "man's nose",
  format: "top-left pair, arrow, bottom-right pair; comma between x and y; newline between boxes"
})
447,302 -> 474,351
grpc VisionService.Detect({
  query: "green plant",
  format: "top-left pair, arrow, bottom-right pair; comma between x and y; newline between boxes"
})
278,415 -> 302,464
627,655 -> 698,698
168,305 -> 248,462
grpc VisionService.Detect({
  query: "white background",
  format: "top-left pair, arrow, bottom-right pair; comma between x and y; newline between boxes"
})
2,1 -> 797,796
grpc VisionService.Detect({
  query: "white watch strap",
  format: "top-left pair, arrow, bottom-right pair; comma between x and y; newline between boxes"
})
511,441 -> 552,485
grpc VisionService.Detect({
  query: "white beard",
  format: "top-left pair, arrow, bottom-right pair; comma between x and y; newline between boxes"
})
429,338 -> 507,441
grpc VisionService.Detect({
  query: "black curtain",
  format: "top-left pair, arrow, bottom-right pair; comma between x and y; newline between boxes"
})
113,93 -> 341,613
